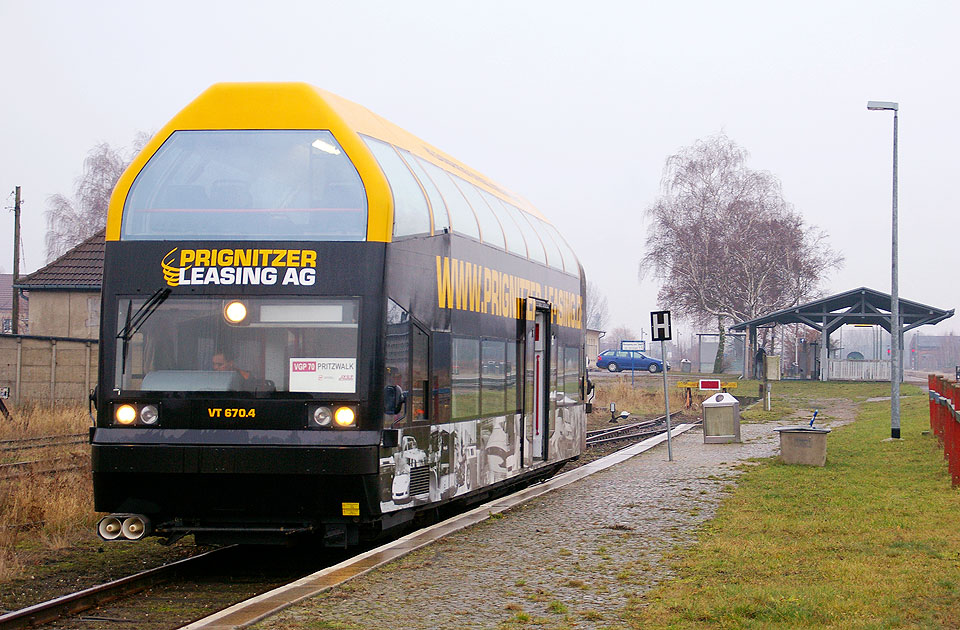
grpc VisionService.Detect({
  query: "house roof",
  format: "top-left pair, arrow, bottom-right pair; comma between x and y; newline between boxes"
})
729,287 -> 954,335
15,230 -> 105,291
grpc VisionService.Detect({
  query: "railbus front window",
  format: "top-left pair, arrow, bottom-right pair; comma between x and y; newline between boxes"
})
114,296 -> 359,393
122,130 -> 367,241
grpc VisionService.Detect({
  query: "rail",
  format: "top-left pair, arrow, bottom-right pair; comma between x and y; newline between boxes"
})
927,375 -> 960,486
0,547 -> 235,630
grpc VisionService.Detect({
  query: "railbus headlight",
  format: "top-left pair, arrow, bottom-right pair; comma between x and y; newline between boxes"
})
311,406 -> 333,427
140,404 -> 159,425
223,300 -> 248,324
334,406 -> 356,428
115,404 -> 137,425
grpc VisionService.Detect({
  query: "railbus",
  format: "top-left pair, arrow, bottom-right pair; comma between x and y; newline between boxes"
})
92,83 -> 586,547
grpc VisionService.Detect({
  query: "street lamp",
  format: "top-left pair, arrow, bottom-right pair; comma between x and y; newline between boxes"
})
867,100 -> 900,439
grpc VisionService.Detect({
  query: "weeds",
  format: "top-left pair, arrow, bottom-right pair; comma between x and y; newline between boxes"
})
0,404 -> 94,582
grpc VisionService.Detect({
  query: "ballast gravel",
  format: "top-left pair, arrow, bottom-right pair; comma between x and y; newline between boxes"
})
256,400 -> 855,630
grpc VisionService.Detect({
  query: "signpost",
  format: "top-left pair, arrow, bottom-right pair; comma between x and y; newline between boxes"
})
651,311 -> 673,461
621,340 -> 645,387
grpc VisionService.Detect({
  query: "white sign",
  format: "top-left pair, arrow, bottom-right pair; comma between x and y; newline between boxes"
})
621,340 -> 646,352
651,310 -> 672,341
289,358 -> 357,393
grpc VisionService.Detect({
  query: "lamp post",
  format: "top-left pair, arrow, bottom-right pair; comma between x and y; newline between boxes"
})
867,100 -> 900,439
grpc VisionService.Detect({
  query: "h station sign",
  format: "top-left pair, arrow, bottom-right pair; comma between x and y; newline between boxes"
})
650,309 -> 674,461
650,310 -> 672,342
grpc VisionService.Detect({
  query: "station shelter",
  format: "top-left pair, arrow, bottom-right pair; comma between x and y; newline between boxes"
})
729,287 -> 953,381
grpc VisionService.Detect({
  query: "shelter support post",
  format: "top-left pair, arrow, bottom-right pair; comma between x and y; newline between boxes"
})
820,315 -> 829,382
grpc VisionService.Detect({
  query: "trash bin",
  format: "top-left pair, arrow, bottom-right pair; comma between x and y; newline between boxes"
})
701,392 -> 741,443
680,359 -> 692,373
775,426 -> 831,466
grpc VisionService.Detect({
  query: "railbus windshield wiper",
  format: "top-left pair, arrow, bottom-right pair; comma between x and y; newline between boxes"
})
117,288 -> 171,376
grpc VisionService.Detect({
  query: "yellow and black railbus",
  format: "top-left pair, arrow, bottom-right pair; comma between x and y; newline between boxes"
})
92,83 -> 586,546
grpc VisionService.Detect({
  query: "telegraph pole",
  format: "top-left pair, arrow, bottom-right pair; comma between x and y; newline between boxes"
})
11,186 -> 21,334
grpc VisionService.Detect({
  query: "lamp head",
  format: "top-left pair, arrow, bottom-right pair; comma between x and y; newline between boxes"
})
867,100 -> 899,111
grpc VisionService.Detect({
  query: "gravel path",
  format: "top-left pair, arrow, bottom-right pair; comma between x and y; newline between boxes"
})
256,399 -> 857,630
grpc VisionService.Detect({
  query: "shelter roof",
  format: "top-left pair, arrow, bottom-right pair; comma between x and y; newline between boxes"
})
729,287 -> 953,335
15,230 -> 105,291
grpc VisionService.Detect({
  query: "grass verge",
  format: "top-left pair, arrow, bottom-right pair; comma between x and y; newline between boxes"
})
623,393 -> 960,629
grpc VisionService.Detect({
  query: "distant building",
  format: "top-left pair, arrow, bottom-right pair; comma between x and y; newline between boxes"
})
14,230 -> 104,339
0,273 -> 29,334
909,334 -> 960,372
586,329 -> 603,369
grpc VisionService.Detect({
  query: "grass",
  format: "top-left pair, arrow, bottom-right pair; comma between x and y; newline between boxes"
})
622,392 -> 960,629
0,404 -> 94,580
590,379 -> 703,421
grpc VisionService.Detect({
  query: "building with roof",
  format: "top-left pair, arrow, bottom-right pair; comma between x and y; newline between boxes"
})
0,273 -> 29,334
13,230 -> 104,339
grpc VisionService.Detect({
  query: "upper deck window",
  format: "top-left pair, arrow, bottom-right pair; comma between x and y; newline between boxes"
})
417,158 -> 481,241
453,177 -> 506,250
361,137 -> 431,238
399,149 -> 450,234
122,131 -> 367,241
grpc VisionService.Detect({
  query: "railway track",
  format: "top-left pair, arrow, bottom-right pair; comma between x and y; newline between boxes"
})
0,543 -> 345,630
0,547 -> 235,630
0,421 -> 695,629
0,434 -> 87,454
586,415 -> 699,447
0,434 -> 89,480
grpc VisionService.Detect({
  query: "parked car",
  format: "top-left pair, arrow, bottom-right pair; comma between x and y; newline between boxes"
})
596,350 -> 669,373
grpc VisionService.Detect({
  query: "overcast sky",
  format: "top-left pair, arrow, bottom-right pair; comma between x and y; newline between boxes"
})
2,1 -> 957,339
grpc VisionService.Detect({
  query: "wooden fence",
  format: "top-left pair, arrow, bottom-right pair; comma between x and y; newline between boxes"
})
0,334 -> 98,407
928,375 -> 960,486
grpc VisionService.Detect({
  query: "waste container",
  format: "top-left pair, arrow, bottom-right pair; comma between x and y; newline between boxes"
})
701,392 -> 741,443
680,359 -> 692,373
775,426 -> 831,466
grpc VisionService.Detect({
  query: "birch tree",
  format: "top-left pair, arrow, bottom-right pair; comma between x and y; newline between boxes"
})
44,134 -> 150,261
641,134 -> 842,372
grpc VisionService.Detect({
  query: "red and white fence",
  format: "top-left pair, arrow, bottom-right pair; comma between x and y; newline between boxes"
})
927,375 -> 960,486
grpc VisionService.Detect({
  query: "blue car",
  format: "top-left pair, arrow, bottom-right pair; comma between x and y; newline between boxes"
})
596,350 -> 668,373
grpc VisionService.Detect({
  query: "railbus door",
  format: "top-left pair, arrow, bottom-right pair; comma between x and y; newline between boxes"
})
520,297 -> 551,465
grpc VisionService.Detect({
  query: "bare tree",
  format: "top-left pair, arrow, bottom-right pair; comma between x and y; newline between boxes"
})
585,280 -> 609,331
44,134 -> 151,261
640,134 -> 842,372
600,325 -> 636,352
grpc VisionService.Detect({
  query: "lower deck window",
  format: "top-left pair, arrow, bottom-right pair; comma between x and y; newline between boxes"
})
114,296 -> 359,393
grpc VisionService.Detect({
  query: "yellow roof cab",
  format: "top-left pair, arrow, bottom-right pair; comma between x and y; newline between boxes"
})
107,82 -> 551,245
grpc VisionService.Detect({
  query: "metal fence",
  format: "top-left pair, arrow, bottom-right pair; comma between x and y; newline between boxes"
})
928,375 -> 960,486
0,334 -> 98,406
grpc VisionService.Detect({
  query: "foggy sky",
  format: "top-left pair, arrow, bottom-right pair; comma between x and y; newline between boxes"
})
1,1 -> 957,339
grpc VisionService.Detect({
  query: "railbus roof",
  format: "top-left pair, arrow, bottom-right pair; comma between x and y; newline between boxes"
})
106,82 -> 553,246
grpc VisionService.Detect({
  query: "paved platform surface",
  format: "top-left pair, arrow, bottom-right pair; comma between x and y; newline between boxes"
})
256,402 -> 854,630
